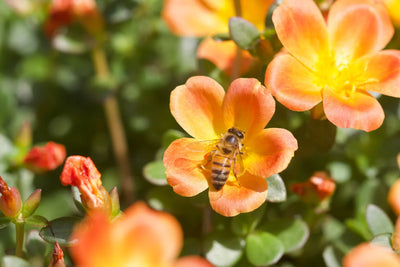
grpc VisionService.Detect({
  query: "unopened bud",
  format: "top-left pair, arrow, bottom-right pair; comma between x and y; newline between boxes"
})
22,189 -> 42,218
0,177 -> 22,218
24,142 -> 66,173
49,242 -> 66,267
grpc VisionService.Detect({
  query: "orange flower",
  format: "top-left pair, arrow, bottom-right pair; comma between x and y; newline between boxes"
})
343,217 -> 400,267
60,156 -> 111,213
163,76 -> 298,216
0,176 -> 22,218
162,0 -> 274,37
383,0 -> 400,27
44,0 -> 104,38
291,171 -> 336,203
24,142 -> 66,173
388,153 -> 400,214
265,0 -> 400,132
197,38 -> 255,76
70,202 -> 213,267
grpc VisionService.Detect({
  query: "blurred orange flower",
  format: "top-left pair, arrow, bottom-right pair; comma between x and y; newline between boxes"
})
70,202 -> 213,267
291,171 -> 336,203
343,217 -> 400,267
24,142 -> 66,173
163,76 -> 298,216
44,0 -> 104,38
388,153 -> 400,215
60,156 -> 111,213
0,176 -> 22,218
383,0 -> 400,27
265,0 -> 400,132
197,38 -> 255,76
162,0 -> 273,37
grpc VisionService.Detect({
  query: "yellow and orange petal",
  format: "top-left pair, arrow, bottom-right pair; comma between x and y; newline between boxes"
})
328,0 -> 393,62
245,128 -> 297,178
174,256 -> 215,267
197,38 -> 254,76
342,243 -> 400,267
170,76 -> 225,140
384,0 -> 400,27
222,78 -> 275,138
70,202 -> 184,267
265,53 -> 322,111
162,0 -> 273,37
272,0 -> 329,70
209,172 -> 268,217
388,179 -> 400,215
163,138 -> 209,197
24,142 -> 66,172
322,87 -> 384,132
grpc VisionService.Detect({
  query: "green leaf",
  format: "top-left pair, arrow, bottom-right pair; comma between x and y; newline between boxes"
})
260,218 -> 309,253
266,174 -> 287,202
1,256 -> 30,267
0,215 -> 11,229
370,233 -> 393,249
229,17 -> 260,50
143,160 -> 167,185
322,216 -> 345,242
212,33 -> 231,41
231,204 -> 265,236
246,232 -> 284,266
71,186 -> 86,214
366,204 -> 394,236
204,231 -> 244,267
327,161 -> 352,183
39,216 -> 80,246
322,246 -> 343,267
25,215 -> 48,228
161,129 -> 186,149
25,230 -> 48,257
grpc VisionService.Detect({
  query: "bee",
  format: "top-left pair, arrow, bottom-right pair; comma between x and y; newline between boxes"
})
186,127 -> 245,191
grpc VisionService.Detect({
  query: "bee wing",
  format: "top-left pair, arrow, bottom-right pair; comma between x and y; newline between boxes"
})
182,139 -> 220,153
233,152 -> 245,177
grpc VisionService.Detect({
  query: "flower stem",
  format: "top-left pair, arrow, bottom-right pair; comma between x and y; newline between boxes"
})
15,222 -> 24,257
91,45 -> 135,204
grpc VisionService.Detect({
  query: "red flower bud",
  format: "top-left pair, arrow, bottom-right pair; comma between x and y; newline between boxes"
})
49,242 -> 66,267
0,176 -> 22,218
24,142 -> 66,173
291,172 -> 336,203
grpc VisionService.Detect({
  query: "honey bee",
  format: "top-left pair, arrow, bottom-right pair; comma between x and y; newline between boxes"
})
186,127 -> 245,191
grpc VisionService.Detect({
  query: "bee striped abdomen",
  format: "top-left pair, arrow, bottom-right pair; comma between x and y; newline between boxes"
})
211,154 -> 232,191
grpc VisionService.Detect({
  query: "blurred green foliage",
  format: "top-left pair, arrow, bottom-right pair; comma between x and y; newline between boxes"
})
0,0 -> 400,266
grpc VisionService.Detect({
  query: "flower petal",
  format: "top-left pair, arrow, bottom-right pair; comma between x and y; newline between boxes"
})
323,87 -> 384,132
162,0 -> 227,36
342,243 -> 400,267
117,202 -> 183,265
356,50 -> 400,97
245,128 -> 297,178
197,38 -> 254,76
223,78 -> 275,137
209,172 -> 268,217
328,0 -> 393,61
265,53 -> 322,111
163,138 -> 209,197
170,76 -> 225,139
174,256 -> 214,267
388,179 -> 400,215
272,0 -> 329,70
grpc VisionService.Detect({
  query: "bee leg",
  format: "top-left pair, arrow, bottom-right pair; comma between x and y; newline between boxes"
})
200,150 -> 215,171
232,157 -> 241,187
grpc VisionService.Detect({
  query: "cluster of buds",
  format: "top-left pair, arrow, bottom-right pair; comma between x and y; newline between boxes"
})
60,156 -> 116,216
291,172 -> 336,208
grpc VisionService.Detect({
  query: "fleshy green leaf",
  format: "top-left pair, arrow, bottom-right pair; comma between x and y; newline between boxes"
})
322,246 -> 343,267
231,204 -> 265,236
266,174 -> 286,202
143,160 -> 167,185
229,17 -> 260,50
204,230 -> 244,267
25,215 -> 48,228
71,186 -> 85,214
2,256 -> 30,267
39,216 -> 80,246
366,204 -> 394,236
370,233 -> 392,249
260,218 -> 309,253
246,231 -> 284,266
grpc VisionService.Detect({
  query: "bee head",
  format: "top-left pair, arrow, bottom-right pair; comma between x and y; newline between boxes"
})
228,127 -> 244,139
